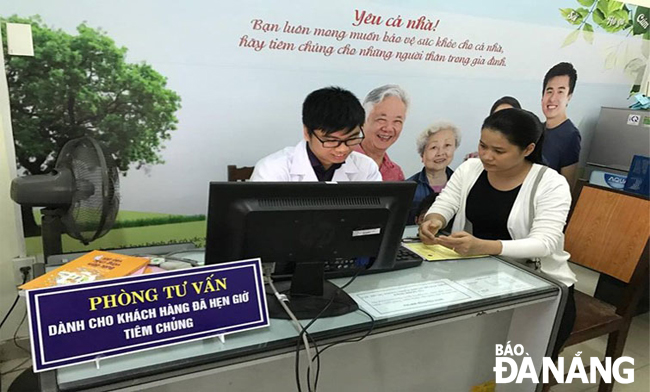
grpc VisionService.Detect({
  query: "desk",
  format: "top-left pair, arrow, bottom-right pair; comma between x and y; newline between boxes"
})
38,253 -> 565,392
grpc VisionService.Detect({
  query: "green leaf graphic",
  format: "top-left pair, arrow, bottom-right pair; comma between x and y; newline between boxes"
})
562,30 -> 580,47
624,58 -> 645,77
606,9 -> 631,32
577,8 -> 590,18
560,8 -> 583,25
632,6 -> 649,36
605,51 -> 617,69
593,8 -> 607,27
583,23 -> 594,44
599,0 -> 624,15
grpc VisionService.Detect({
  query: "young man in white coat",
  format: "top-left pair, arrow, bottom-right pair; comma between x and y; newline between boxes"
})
250,87 -> 382,182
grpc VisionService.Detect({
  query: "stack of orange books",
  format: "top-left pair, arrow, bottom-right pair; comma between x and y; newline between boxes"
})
20,250 -> 150,290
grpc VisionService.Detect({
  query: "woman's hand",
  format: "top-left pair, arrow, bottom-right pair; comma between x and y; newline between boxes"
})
435,231 -> 502,256
419,218 -> 443,245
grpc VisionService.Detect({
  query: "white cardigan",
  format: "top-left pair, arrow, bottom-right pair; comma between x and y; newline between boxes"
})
427,158 -> 577,286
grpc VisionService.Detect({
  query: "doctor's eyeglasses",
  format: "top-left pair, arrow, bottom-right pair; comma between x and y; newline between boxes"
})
312,130 -> 364,148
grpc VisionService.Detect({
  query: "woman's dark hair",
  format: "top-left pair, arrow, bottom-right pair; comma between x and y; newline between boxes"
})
489,96 -> 521,114
481,108 -> 545,164
302,87 -> 365,136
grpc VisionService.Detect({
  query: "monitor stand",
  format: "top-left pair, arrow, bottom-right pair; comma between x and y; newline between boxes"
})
265,261 -> 358,320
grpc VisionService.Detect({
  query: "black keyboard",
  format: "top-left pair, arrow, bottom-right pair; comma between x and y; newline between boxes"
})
389,245 -> 425,271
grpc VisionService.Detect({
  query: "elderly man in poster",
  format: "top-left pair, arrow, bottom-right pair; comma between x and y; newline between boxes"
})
353,84 -> 409,181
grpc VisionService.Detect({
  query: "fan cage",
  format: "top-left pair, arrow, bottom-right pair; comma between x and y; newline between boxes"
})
56,137 -> 120,244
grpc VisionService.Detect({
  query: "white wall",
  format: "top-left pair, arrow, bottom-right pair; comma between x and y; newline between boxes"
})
0,27 -> 28,342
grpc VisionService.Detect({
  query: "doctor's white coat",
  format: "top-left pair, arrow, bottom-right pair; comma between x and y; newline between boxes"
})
250,140 -> 382,182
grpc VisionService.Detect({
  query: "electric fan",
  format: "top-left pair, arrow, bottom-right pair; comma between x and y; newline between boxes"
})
10,136 -> 120,260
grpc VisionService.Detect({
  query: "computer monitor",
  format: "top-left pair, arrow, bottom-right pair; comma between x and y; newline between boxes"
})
205,181 -> 416,319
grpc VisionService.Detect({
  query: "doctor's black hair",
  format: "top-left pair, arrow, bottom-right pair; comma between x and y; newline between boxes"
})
543,62 -> 578,95
302,87 -> 365,136
482,108 -> 546,165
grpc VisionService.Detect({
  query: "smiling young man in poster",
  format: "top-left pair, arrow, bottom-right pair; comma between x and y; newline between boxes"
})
541,62 -> 582,188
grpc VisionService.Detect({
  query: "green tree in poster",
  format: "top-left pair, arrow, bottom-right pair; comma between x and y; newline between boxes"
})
559,0 -> 649,94
1,16 -> 181,235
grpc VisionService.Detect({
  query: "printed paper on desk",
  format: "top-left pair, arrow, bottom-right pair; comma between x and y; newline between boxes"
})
402,242 -> 486,261
456,272 -> 534,298
350,279 -> 479,318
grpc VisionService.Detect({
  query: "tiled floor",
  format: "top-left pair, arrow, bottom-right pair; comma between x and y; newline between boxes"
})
1,264 -> 648,391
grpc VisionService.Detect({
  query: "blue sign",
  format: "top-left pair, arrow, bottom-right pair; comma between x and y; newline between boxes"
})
624,155 -> 650,197
589,170 -> 627,190
27,258 -> 269,372
604,173 -> 627,189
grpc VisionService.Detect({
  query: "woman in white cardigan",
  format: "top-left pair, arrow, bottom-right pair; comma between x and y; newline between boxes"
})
419,108 -> 576,359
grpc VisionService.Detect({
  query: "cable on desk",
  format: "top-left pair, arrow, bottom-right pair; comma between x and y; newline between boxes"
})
13,309 -> 30,356
264,268 -> 321,392
0,269 -> 30,331
310,307 -> 375,389
162,249 -> 203,266
0,357 -> 30,376
295,268 -> 364,392
0,296 -> 20,331
2,305 -> 34,377
293,326 -> 321,392
144,253 -> 200,268
267,277 -> 317,392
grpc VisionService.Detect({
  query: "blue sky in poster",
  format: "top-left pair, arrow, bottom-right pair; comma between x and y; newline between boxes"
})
0,0 -> 613,29
1,0 -> 638,44
371,0 -> 574,28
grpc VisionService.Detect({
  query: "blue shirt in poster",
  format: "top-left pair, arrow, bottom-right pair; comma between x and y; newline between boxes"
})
406,167 -> 454,224
542,119 -> 581,172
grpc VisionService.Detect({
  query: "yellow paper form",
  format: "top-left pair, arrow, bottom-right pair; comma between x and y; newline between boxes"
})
403,242 -> 486,261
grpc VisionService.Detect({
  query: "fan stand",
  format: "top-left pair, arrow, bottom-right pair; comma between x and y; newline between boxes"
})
41,208 -> 64,262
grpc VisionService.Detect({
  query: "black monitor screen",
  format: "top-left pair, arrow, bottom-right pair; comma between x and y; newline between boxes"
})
204,181 -> 415,318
